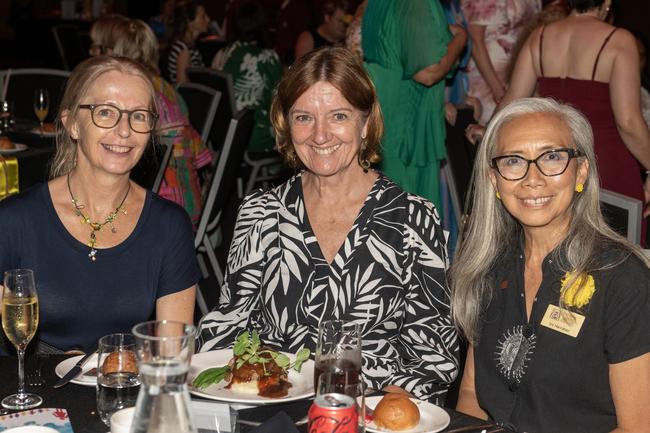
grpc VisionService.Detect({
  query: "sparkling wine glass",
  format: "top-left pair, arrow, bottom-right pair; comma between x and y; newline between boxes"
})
33,89 -> 49,130
2,269 -> 42,410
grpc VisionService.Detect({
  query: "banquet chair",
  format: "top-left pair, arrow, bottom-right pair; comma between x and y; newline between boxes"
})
194,108 -> 254,315
185,67 -> 285,196
0,69 -> 70,124
174,82 -> 221,146
130,137 -> 174,193
599,189 -> 643,245
52,24 -> 88,71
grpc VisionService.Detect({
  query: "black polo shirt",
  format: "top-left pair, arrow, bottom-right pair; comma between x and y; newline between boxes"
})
474,243 -> 650,433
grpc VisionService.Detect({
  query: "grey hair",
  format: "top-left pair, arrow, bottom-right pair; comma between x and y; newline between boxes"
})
450,97 -> 649,344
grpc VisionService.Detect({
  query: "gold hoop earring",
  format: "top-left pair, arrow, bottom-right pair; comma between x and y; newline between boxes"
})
496,191 -> 501,200
575,183 -> 584,193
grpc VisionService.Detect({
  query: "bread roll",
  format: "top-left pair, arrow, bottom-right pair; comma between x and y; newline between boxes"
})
101,350 -> 138,375
373,393 -> 420,431
0,136 -> 14,150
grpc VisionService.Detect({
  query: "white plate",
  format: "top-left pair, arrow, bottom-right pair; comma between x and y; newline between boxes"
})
0,407 -> 72,433
0,143 -> 27,154
188,349 -> 315,405
30,127 -> 56,137
365,396 -> 451,433
54,354 -> 98,387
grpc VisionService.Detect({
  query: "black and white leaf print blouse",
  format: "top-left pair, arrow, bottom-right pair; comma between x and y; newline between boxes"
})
197,172 -> 459,403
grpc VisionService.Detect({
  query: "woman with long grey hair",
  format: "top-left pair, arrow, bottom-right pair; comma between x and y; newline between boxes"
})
451,97 -> 650,432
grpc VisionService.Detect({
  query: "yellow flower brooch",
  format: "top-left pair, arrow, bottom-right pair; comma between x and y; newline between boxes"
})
560,271 -> 596,308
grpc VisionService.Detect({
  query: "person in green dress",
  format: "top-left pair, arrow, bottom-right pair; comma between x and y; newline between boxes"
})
362,0 -> 467,207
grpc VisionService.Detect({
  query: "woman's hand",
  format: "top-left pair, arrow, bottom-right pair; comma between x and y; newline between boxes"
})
465,96 -> 482,122
465,123 -> 486,145
445,103 -> 458,126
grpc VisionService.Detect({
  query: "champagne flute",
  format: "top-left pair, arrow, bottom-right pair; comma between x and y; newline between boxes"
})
33,89 -> 49,130
1,269 -> 42,410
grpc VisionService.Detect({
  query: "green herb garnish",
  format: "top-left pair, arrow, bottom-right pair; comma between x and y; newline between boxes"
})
191,330 -> 311,390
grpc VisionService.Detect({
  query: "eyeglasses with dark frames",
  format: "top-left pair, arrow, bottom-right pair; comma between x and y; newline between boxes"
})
491,148 -> 584,181
79,104 -> 158,134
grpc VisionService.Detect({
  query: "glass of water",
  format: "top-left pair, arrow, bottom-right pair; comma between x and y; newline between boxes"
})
96,333 -> 140,426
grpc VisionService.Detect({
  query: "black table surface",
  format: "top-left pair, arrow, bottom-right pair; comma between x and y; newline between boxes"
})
0,355 -> 504,433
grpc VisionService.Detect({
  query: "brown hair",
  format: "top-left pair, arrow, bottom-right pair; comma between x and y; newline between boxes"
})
270,46 -> 383,168
49,55 -> 158,179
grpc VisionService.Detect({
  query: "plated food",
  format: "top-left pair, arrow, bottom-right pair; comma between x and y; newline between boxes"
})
192,331 -> 310,399
373,393 -> 420,431
0,136 -> 14,150
365,396 -> 450,433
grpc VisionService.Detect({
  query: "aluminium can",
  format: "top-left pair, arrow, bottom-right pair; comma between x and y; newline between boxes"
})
308,393 -> 359,433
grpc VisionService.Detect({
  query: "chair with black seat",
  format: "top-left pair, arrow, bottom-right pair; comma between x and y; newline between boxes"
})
130,137 -> 174,193
174,82 -> 221,145
0,69 -> 70,124
52,24 -> 88,71
185,67 -> 284,195
194,108 -> 255,315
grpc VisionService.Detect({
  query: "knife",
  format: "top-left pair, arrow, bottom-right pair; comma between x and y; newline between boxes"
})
53,351 -> 96,388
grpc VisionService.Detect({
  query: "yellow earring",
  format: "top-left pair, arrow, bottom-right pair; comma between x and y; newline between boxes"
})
496,191 -> 501,200
575,183 -> 584,193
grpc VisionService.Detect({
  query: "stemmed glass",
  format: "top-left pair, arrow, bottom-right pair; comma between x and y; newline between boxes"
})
33,89 -> 49,130
1,269 -> 42,409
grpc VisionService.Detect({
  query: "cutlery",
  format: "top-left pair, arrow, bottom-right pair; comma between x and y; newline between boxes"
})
53,351 -> 95,389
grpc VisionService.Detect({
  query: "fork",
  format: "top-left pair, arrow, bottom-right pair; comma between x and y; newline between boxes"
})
26,356 -> 45,387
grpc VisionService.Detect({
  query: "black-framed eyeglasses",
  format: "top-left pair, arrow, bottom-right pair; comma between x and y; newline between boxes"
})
491,148 -> 584,181
79,104 -> 158,134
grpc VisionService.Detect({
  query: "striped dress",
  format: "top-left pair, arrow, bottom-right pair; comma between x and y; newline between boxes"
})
167,39 -> 204,84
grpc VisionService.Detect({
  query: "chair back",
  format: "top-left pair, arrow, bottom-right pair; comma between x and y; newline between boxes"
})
174,82 -> 221,146
194,108 -> 255,314
600,189 -> 643,244
52,25 -> 88,71
130,137 -> 174,193
0,69 -> 70,123
185,67 -> 237,152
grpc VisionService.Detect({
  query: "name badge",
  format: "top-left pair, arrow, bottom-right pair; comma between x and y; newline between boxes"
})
540,304 -> 585,338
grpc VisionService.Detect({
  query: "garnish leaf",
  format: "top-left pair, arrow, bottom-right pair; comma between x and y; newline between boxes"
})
292,348 -> 311,372
191,366 -> 230,389
275,353 -> 290,369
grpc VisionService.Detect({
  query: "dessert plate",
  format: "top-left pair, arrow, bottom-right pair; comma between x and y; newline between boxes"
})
0,143 -> 27,154
54,354 -> 98,387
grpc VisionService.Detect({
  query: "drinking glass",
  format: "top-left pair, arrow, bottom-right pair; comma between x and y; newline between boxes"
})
131,320 -> 197,433
317,371 -> 366,433
314,320 -> 362,393
96,333 -> 140,426
1,269 -> 42,410
33,89 -> 49,129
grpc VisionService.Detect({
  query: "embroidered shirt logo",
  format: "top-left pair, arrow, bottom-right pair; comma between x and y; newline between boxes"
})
495,325 -> 536,385
560,271 -> 595,308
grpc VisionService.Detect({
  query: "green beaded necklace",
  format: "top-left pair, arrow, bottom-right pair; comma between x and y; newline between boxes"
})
66,173 -> 130,261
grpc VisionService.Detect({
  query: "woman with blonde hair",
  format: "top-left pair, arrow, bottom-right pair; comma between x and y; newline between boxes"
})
0,56 -> 198,354
452,97 -> 650,432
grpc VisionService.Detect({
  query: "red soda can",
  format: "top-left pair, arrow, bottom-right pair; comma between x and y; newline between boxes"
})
308,393 -> 359,433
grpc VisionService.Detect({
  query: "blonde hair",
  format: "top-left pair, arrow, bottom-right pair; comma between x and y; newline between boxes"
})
49,56 -> 157,178
270,46 -> 383,168
450,97 -> 649,344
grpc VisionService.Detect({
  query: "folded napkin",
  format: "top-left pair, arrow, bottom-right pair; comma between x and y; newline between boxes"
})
0,155 -> 19,200
0,408 -> 74,433
246,412 -> 299,433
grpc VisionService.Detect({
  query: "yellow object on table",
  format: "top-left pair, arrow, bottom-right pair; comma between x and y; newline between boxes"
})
0,155 -> 19,199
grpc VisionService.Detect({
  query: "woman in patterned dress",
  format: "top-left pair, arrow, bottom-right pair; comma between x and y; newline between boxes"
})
461,0 -> 540,125
198,47 -> 459,404
451,98 -> 650,432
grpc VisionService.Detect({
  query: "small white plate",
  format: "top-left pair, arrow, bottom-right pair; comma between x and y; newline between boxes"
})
3,427 -> 59,433
0,407 -> 72,433
54,354 -> 98,387
0,143 -> 27,154
188,349 -> 315,405
365,396 -> 451,433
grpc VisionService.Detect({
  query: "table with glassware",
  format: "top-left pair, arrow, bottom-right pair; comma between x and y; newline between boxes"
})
0,354 -> 510,433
